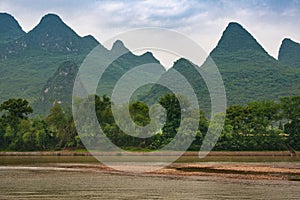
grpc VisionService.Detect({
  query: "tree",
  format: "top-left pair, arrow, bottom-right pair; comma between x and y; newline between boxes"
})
189,109 -> 208,150
159,93 -> 181,139
280,96 -> 300,150
95,95 -> 114,126
129,101 -> 153,147
0,98 -> 33,150
0,98 -> 33,125
46,103 -> 67,148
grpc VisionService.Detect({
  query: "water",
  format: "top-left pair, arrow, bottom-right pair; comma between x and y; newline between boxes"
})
0,168 -> 299,199
0,156 -> 299,199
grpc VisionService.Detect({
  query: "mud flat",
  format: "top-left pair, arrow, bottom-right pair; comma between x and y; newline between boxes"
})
2,161 -> 298,181
0,155 -> 300,199
0,151 -> 299,181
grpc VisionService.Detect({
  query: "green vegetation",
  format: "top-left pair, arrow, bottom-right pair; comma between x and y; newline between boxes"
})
278,38 -> 300,68
0,13 -> 163,116
143,22 -> 300,113
210,23 -> 300,106
0,98 -> 81,150
1,94 -> 300,151
1,14 -> 300,152
0,13 -> 98,105
34,60 -> 80,114
2,14 -> 300,116
0,13 -> 25,44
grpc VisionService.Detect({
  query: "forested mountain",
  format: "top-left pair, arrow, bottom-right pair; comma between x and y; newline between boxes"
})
1,13 -> 300,151
34,61 -> 81,114
96,41 -> 162,99
208,22 -> 300,105
0,13 -> 25,44
1,13 -> 300,115
278,38 -> 300,68
0,13 -> 99,58
145,22 -> 300,111
0,13 -> 163,114
0,13 -> 99,104
35,42 -> 163,115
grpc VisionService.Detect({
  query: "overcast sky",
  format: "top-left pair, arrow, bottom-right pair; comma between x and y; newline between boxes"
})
1,0 -> 300,67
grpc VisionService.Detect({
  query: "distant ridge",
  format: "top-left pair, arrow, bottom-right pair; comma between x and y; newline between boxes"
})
111,40 -> 129,55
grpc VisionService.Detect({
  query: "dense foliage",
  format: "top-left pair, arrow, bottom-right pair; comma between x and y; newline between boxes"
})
0,95 -> 300,151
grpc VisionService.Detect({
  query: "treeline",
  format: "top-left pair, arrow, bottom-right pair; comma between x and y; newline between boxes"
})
0,98 -> 79,150
0,95 -> 299,151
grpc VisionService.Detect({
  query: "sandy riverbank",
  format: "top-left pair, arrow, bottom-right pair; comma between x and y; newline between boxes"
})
161,162 -> 300,181
15,161 -> 297,181
1,151 -> 299,181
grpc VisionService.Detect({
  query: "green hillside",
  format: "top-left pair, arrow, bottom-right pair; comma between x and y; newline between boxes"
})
1,13 -> 300,115
97,42 -> 163,98
0,14 -> 98,104
34,40 -> 164,115
208,22 -> 300,105
34,61 -> 81,114
140,58 -> 211,113
278,38 -> 300,68
145,22 -> 300,111
0,13 -> 25,44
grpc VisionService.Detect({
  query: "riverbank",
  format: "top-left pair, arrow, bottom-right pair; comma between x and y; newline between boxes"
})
1,161 -> 299,181
46,162 -> 300,181
164,162 -> 300,181
0,150 -> 296,156
1,151 -> 299,181
1,157 -> 299,181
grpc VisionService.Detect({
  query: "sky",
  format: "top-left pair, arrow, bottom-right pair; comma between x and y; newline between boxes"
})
1,0 -> 300,67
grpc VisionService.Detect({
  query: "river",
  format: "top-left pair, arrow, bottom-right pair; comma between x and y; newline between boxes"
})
0,155 -> 299,199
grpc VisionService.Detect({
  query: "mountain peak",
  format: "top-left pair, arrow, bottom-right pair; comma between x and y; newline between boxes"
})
0,12 -> 15,20
40,13 -> 63,24
227,22 -> 243,28
213,22 -> 267,54
25,13 -> 83,52
171,58 -> 195,71
140,51 -> 161,64
278,38 -> 300,67
34,13 -> 69,31
0,12 -> 25,43
111,40 -> 129,54
0,13 -> 99,55
0,12 -> 18,23
281,38 -> 298,47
